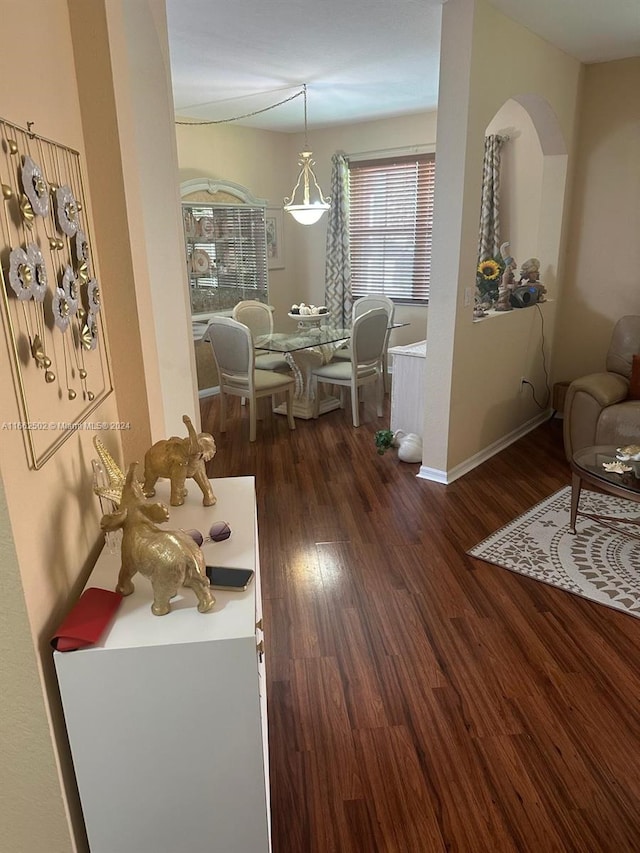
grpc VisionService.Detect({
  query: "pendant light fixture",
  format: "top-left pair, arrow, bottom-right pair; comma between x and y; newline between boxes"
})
284,84 -> 331,225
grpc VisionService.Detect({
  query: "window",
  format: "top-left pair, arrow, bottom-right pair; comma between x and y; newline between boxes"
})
349,153 -> 435,304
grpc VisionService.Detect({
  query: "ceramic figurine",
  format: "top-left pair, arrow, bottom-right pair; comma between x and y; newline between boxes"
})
495,255 -> 517,311
143,414 -> 216,507
101,462 -> 215,616
519,257 -> 547,301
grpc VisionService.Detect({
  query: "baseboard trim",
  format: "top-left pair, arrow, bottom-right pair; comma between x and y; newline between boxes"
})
417,410 -> 552,484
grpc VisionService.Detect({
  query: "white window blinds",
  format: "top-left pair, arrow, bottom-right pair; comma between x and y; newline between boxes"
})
349,153 -> 435,304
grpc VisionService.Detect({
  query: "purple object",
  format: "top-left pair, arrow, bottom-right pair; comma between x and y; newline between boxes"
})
185,528 -> 204,547
209,521 -> 232,542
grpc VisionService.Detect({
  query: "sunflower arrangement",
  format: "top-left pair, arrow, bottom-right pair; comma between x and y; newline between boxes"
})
476,256 -> 505,304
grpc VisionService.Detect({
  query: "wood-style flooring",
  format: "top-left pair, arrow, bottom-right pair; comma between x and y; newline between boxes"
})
201,389 -> 640,853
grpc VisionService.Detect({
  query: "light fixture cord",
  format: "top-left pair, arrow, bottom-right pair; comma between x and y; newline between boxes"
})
303,83 -> 309,150
175,87 -> 305,126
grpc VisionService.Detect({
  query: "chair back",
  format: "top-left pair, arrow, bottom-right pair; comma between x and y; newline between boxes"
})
232,300 -> 275,340
352,295 -> 395,326
351,308 -> 389,366
606,316 -> 640,379
207,316 -> 254,382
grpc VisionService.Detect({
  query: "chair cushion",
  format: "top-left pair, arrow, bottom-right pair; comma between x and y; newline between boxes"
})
253,369 -> 294,391
312,360 -> 377,381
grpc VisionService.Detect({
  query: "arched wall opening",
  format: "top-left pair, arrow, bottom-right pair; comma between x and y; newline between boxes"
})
484,94 -> 568,305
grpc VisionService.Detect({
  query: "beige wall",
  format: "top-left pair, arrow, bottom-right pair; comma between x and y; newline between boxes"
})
175,111 -> 433,348
553,57 -> 640,381
486,100 -> 544,266
421,0 -> 582,478
1,0 -> 190,849
0,4 -> 115,849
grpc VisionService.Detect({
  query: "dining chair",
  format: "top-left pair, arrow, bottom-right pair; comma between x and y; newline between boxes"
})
332,294 -> 395,391
310,307 -> 388,427
207,316 -> 296,442
232,300 -> 290,372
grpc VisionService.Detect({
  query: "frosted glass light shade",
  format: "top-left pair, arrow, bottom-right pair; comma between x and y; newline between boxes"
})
284,203 -> 330,225
284,149 -> 331,226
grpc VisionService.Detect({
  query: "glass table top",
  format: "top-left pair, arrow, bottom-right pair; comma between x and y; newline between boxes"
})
573,445 -> 640,495
254,327 -> 351,353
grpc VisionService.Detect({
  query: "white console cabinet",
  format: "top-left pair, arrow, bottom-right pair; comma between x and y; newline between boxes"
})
54,476 -> 271,853
389,340 -> 427,437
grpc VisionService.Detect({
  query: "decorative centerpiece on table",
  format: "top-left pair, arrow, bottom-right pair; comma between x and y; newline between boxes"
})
288,302 -> 330,328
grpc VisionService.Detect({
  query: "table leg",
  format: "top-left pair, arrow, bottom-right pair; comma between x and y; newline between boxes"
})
569,471 -> 582,534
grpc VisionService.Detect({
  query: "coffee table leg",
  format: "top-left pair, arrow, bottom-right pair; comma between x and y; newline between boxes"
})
569,472 -> 581,534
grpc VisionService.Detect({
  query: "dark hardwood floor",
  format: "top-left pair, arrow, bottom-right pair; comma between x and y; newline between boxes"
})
201,390 -> 640,853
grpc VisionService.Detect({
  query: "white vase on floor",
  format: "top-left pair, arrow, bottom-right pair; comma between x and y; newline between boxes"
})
394,431 -> 422,463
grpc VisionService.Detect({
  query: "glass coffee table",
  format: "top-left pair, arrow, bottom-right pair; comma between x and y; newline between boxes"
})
569,445 -> 640,536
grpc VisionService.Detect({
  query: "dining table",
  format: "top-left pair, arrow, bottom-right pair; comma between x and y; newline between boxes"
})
194,316 -> 408,420
254,325 -> 352,419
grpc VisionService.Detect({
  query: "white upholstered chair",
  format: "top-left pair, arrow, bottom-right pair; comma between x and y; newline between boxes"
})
310,307 -> 388,427
232,300 -> 290,372
207,316 -> 295,442
332,294 -> 395,391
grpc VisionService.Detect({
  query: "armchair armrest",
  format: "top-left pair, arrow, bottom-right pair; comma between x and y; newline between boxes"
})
563,372 -> 630,459
568,371 -> 629,407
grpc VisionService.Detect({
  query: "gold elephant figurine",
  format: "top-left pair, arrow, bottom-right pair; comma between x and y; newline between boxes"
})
101,462 -> 216,616
143,414 -> 216,507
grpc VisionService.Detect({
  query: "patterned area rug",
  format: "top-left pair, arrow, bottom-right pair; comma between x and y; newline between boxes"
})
468,486 -> 640,619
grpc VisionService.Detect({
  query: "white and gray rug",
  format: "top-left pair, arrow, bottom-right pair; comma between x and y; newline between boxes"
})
468,486 -> 640,619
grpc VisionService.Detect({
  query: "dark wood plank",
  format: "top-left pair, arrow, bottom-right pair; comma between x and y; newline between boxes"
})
201,394 -> 640,852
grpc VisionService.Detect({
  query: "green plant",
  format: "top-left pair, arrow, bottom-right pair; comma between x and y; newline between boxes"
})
374,429 -> 396,455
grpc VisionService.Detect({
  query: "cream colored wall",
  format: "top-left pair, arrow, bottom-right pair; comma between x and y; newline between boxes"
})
0,2 -> 120,849
67,0 -> 153,465
422,0 -> 582,477
0,471 -> 78,852
1,0 -> 190,849
105,0 -> 199,440
175,112 -> 433,347
486,100 -> 543,265
553,57 -> 640,381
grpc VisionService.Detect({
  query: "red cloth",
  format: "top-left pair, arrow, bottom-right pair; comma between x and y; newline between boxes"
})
628,354 -> 640,400
51,587 -> 123,651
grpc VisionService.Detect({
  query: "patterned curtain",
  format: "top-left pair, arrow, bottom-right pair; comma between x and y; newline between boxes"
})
324,151 -> 351,327
477,134 -> 507,261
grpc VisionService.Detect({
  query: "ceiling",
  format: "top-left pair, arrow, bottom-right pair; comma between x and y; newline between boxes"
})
166,0 -> 640,133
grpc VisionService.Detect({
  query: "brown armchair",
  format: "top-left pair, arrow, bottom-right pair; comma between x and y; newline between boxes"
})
563,315 -> 640,459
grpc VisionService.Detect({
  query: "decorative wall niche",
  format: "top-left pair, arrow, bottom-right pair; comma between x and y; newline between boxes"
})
0,117 -> 113,468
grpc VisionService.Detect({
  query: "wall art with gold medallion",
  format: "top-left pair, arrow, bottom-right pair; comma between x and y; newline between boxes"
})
0,117 -> 113,469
